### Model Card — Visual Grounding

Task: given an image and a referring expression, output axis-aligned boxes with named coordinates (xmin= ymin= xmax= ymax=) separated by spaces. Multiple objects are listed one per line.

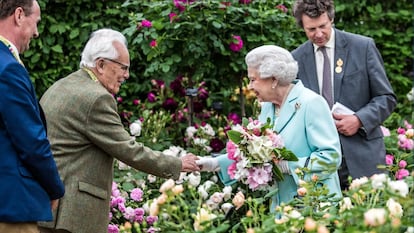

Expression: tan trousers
xmin=38 ymin=227 xmax=70 ymax=233
xmin=0 ymin=222 xmax=39 ymax=233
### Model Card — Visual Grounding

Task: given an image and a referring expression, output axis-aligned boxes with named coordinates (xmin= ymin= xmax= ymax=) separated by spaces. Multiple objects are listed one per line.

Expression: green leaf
xmin=227 ymin=130 xmax=242 ymax=144
xmin=277 ymin=148 xmax=298 ymax=161
xmin=51 ymin=45 xmax=63 ymax=53
xmin=273 ymin=165 xmax=284 ymax=181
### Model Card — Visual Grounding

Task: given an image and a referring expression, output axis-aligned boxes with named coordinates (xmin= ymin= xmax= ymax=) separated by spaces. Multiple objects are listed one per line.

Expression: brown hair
xmin=0 ymin=0 xmax=34 ymax=20
xmin=292 ymin=0 xmax=335 ymax=28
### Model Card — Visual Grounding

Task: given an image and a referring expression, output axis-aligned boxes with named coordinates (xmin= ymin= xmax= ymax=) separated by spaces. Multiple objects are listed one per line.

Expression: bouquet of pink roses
xmin=226 ymin=117 xmax=298 ymax=191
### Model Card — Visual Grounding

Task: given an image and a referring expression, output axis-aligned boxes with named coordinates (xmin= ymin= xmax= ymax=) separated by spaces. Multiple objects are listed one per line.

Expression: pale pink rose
xmin=304 ymin=217 xmax=317 ymax=231
xmin=156 ymin=193 xmax=168 ymax=205
xmin=297 ymin=187 xmax=307 ymax=196
xmin=159 ymin=179 xmax=175 ymax=193
xmin=232 ymin=191 xmax=245 ymax=210
xmin=172 ymin=184 xmax=184 ymax=195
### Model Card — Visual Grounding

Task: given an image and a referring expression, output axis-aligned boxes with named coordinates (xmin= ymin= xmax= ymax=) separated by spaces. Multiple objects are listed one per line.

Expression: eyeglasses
xmin=100 ymin=57 xmax=129 ymax=72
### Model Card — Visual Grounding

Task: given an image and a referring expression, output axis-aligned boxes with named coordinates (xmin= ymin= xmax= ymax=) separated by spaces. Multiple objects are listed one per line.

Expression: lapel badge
xmin=336 ymin=58 xmax=343 ymax=67
xmin=295 ymin=102 xmax=301 ymax=111
xmin=335 ymin=58 xmax=343 ymax=73
xmin=335 ymin=66 xmax=342 ymax=73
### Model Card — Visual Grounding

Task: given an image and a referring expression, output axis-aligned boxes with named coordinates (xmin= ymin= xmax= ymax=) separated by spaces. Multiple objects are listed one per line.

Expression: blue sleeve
xmin=216 ymin=154 xmax=238 ymax=186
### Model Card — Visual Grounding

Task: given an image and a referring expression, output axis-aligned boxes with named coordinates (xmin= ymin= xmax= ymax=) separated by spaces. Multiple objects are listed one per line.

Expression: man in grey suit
xmin=291 ymin=0 xmax=396 ymax=190
xmin=38 ymin=28 xmax=200 ymax=233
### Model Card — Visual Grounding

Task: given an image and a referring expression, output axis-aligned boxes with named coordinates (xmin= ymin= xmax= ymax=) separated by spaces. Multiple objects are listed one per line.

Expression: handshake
xmin=181 ymin=154 xmax=291 ymax=174
xmin=179 ymin=154 xmax=219 ymax=172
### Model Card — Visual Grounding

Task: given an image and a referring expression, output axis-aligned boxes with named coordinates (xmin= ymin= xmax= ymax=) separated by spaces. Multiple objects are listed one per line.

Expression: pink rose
xmin=229 ymin=35 xmax=243 ymax=52
xmin=385 ymin=154 xmax=394 ymax=165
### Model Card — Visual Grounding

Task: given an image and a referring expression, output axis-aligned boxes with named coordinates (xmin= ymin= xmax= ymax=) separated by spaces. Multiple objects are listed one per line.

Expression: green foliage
xmin=25 ymin=0 xmax=411 ymax=127
xmin=28 ymin=0 xmax=132 ymax=95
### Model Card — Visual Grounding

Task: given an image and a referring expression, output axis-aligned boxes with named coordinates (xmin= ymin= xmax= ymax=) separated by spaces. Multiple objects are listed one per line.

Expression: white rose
xmin=364 ymin=208 xmax=386 ymax=227
xmin=388 ymin=180 xmax=409 ymax=197
xmin=386 ymin=198 xmax=403 ymax=218
xmin=129 ymin=120 xmax=142 ymax=136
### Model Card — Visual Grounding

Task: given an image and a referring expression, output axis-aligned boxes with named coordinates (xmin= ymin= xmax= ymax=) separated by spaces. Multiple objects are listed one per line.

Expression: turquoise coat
xmin=216 ymin=80 xmax=342 ymax=211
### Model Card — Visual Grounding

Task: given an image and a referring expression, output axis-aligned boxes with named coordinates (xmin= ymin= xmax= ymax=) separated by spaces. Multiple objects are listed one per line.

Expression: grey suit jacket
xmin=39 ymin=69 xmax=182 ymax=233
xmin=292 ymin=28 xmax=396 ymax=179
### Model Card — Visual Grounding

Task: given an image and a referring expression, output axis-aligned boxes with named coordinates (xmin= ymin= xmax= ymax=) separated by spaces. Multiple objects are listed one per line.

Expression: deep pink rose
xmin=229 ymin=35 xmax=243 ymax=52
xmin=149 ymin=39 xmax=157 ymax=47
xmin=141 ymin=20 xmax=152 ymax=28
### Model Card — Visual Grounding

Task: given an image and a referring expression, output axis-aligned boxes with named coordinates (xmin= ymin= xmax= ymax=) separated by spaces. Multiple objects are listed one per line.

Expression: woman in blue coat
xmin=198 ymin=45 xmax=342 ymax=211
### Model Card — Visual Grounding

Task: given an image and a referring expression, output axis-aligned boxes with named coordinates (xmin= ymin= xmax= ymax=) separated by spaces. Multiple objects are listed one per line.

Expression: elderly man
xmin=38 ymin=28 xmax=200 ymax=233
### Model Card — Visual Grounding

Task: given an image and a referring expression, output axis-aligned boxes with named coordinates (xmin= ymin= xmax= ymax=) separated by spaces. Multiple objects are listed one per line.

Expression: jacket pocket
xmin=78 ymin=181 xmax=107 ymax=200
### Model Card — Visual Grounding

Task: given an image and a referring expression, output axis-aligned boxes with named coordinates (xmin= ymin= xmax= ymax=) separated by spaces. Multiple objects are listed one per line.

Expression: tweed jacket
xmin=38 ymin=69 xmax=182 ymax=233
xmin=291 ymin=28 xmax=397 ymax=179
xmin=216 ymin=80 xmax=342 ymax=210
xmin=0 ymin=42 xmax=64 ymax=222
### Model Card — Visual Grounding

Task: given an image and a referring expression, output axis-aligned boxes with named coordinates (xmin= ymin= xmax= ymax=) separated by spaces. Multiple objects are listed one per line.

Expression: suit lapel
xmin=333 ymin=29 xmax=349 ymax=102
xmin=299 ymin=42 xmax=319 ymax=94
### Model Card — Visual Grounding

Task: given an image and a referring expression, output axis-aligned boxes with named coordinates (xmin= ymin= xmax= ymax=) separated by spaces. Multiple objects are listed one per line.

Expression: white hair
xmin=79 ymin=28 xmax=128 ymax=68
xmin=245 ymin=45 xmax=298 ymax=85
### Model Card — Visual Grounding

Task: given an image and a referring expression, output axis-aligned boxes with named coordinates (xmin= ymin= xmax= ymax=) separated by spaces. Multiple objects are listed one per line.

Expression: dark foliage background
xmin=27 ymin=0 xmax=413 ymax=128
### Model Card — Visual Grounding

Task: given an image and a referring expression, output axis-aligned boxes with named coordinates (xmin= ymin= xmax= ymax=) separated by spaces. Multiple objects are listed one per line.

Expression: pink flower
xmin=229 ymin=35 xmax=243 ymax=52
xmin=130 ymin=188 xmax=144 ymax=201
xmin=147 ymin=92 xmax=157 ymax=102
xmin=276 ymin=4 xmax=288 ymax=13
xmin=116 ymin=97 xmax=123 ymax=103
xmin=398 ymin=160 xmax=407 ymax=168
xmin=398 ymin=135 xmax=414 ymax=150
xmin=132 ymin=99 xmax=140 ymax=105
xmin=395 ymin=169 xmax=410 ymax=180
xmin=385 ymin=154 xmax=394 ymax=165
xmin=174 ymin=0 xmax=195 ymax=12
xmin=169 ymin=12 xmax=178 ymax=23
xmin=227 ymin=112 xmax=241 ymax=125
xmin=149 ymin=39 xmax=157 ymax=47
xmin=141 ymin=19 xmax=152 ymax=28
xmin=246 ymin=165 xmax=273 ymax=191
xmin=146 ymin=215 xmax=159 ymax=225
xmin=108 ymin=224 xmax=119 ymax=233
xmin=404 ymin=120 xmax=413 ymax=129
xmin=226 ymin=141 xmax=238 ymax=160
xmin=227 ymin=162 xmax=237 ymax=179
xmin=397 ymin=127 xmax=406 ymax=135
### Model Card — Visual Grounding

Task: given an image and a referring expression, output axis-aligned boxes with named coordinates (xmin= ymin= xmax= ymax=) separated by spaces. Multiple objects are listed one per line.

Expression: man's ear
xmin=14 ymin=7 xmax=24 ymax=26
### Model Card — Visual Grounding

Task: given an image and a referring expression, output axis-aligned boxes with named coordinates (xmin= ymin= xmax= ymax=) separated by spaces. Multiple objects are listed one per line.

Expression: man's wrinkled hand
xmin=180 ymin=153 xmax=200 ymax=172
